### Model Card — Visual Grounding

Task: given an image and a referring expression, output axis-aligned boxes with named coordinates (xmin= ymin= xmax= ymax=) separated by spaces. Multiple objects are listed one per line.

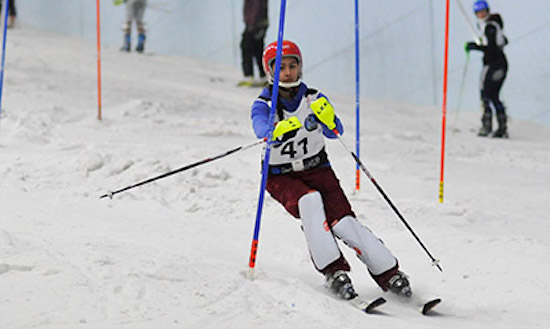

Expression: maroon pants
xmin=266 ymin=166 xmax=355 ymax=227
xmin=266 ymin=165 xmax=399 ymax=288
xmin=266 ymin=166 xmax=354 ymax=274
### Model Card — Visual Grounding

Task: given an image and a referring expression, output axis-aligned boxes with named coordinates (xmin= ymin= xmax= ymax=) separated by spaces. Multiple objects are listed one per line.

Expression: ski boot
xmin=7 ymin=15 xmax=15 ymax=29
xmin=251 ymin=76 xmax=267 ymax=88
xmin=478 ymin=113 xmax=492 ymax=137
xmin=326 ymin=270 xmax=358 ymax=300
xmin=237 ymin=76 xmax=255 ymax=87
xmin=136 ymin=33 xmax=146 ymax=53
xmin=492 ymin=114 xmax=509 ymax=138
xmin=388 ymin=271 xmax=412 ymax=297
xmin=121 ymin=33 xmax=131 ymax=52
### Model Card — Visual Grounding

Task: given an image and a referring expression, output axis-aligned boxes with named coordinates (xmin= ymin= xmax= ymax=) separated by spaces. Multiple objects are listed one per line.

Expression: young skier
xmin=121 ymin=0 xmax=148 ymax=53
xmin=465 ymin=0 xmax=509 ymax=138
xmin=250 ymin=40 xmax=411 ymax=300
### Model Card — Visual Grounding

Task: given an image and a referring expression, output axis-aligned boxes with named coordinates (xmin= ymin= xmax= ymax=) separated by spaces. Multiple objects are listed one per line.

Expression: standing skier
xmin=0 ymin=0 xmax=17 ymax=28
xmin=238 ymin=0 xmax=269 ymax=87
xmin=465 ymin=0 xmax=509 ymax=138
xmin=121 ymin=0 xmax=148 ymax=53
xmin=250 ymin=40 xmax=412 ymax=300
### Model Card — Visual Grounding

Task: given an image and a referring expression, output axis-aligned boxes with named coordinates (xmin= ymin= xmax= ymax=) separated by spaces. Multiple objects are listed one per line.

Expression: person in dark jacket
xmin=465 ymin=0 xmax=509 ymax=138
xmin=0 ymin=0 xmax=17 ymax=28
xmin=238 ymin=0 xmax=268 ymax=87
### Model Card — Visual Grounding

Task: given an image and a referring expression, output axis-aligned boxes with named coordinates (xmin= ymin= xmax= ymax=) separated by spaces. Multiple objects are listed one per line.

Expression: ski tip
xmin=349 ymin=296 xmax=386 ymax=314
xmin=421 ymin=298 xmax=442 ymax=315
xmin=365 ymin=297 xmax=386 ymax=313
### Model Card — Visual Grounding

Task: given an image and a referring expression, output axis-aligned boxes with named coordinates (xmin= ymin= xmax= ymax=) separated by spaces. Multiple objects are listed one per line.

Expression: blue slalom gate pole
xmin=0 ymin=0 xmax=10 ymax=118
xmin=354 ymin=0 xmax=361 ymax=191
xmin=248 ymin=0 xmax=288 ymax=278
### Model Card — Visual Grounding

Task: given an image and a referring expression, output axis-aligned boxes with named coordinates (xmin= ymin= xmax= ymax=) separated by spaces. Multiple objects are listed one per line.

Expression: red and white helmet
xmin=262 ymin=40 xmax=302 ymax=88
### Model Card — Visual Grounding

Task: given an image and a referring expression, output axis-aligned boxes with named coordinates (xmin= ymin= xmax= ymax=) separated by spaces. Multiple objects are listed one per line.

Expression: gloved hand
xmin=310 ymin=97 xmax=336 ymax=130
xmin=272 ymin=116 xmax=302 ymax=141
xmin=464 ymin=42 xmax=477 ymax=53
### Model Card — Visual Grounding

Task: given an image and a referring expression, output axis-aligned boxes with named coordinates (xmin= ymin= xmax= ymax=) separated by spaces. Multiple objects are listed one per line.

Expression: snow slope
xmin=1 ymin=27 xmax=549 ymax=329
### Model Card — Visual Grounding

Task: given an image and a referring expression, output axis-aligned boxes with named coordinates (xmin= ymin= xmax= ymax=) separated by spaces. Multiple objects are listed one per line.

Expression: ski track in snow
xmin=1 ymin=27 xmax=549 ymax=329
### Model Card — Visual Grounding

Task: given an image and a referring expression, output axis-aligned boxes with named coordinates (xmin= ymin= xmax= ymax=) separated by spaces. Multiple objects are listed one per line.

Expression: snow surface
xmin=1 ymin=26 xmax=550 ymax=329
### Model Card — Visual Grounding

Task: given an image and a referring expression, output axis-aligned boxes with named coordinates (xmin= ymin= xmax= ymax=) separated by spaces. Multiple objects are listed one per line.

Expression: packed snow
xmin=1 ymin=26 xmax=549 ymax=329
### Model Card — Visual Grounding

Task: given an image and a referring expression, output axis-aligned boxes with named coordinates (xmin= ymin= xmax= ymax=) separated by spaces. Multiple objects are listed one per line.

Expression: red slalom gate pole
xmin=439 ymin=0 xmax=450 ymax=203
xmin=96 ymin=0 xmax=102 ymax=121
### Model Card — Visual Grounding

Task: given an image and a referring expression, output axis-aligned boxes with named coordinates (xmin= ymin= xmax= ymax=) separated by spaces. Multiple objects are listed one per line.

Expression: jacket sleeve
xmin=251 ymin=98 xmax=271 ymax=139
xmin=483 ymin=24 xmax=501 ymax=60
xmin=470 ymin=25 xmax=498 ymax=53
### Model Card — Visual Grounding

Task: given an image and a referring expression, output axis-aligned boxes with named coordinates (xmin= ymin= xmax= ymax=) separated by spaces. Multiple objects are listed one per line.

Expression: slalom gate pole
xmin=100 ymin=138 xmax=266 ymax=199
xmin=0 ymin=0 xmax=10 ymax=119
xmin=439 ymin=0 xmax=450 ymax=204
xmin=456 ymin=0 xmax=481 ymax=44
xmin=354 ymin=0 xmax=361 ymax=191
xmin=451 ymin=52 xmax=470 ymax=131
xmin=248 ymin=0 xmax=287 ymax=279
xmin=96 ymin=0 xmax=102 ymax=120
xmin=333 ymin=130 xmax=442 ymax=271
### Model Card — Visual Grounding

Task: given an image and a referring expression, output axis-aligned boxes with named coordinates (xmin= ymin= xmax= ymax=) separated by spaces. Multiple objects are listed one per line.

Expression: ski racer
xmin=250 ymin=40 xmax=412 ymax=300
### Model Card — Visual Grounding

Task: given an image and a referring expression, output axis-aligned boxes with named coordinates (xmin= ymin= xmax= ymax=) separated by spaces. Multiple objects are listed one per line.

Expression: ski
xmin=420 ymin=298 xmax=442 ymax=315
xmin=349 ymin=296 xmax=386 ymax=314
xmin=387 ymin=294 xmax=442 ymax=315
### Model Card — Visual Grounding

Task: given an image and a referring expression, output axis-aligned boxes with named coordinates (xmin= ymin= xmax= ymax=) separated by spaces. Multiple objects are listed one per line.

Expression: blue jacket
xmin=251 ymin=83 xmax=344 ymax=139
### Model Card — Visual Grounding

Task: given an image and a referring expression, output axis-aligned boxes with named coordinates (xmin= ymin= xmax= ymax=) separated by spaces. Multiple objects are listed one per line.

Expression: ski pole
xmin=100 ymin=138 xmax=266 ymax=199
xmin=451 ymin=52 xmax=470 ymax=132
xmin=456 ymin=0 xmax=482 ymax=45
xmin=333 ymin=130 xmax=443 ymax=272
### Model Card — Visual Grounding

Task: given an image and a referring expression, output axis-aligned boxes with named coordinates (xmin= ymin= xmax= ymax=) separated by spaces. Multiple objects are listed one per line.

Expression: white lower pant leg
xmin=298 ymin=191 xmax=341 ymax=270
xmin=332 ymin=215 xmax=397 ymax=275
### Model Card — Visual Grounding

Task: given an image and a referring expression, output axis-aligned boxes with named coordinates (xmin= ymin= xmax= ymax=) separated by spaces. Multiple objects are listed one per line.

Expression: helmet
xmin=262 ymin=40 xmax=302 ymax=88
xmin=473 ymin=0 xmax=489 ymax=13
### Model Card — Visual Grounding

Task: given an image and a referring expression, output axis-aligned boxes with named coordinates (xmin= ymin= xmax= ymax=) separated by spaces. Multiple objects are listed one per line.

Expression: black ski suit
xmin=466 ymin=14 xmax=508 ymax=136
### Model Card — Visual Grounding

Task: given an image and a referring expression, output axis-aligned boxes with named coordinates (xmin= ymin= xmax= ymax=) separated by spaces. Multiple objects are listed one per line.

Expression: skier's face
xmin=475 ymin=9 xmax=488 ymax=19
xmin=277 ymin=57 xmax=300 ymax=84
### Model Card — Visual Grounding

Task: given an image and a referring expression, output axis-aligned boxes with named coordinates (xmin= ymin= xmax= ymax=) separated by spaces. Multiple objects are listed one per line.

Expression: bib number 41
xmin=280 ymin=137 xmax=308 ymax=158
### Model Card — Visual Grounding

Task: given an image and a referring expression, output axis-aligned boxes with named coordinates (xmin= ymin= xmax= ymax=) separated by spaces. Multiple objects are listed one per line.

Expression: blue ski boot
xmin=121 ymin=33 xmax=131 ymax=52
xmin=136 ymin=33 xmax=146 ymax=53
